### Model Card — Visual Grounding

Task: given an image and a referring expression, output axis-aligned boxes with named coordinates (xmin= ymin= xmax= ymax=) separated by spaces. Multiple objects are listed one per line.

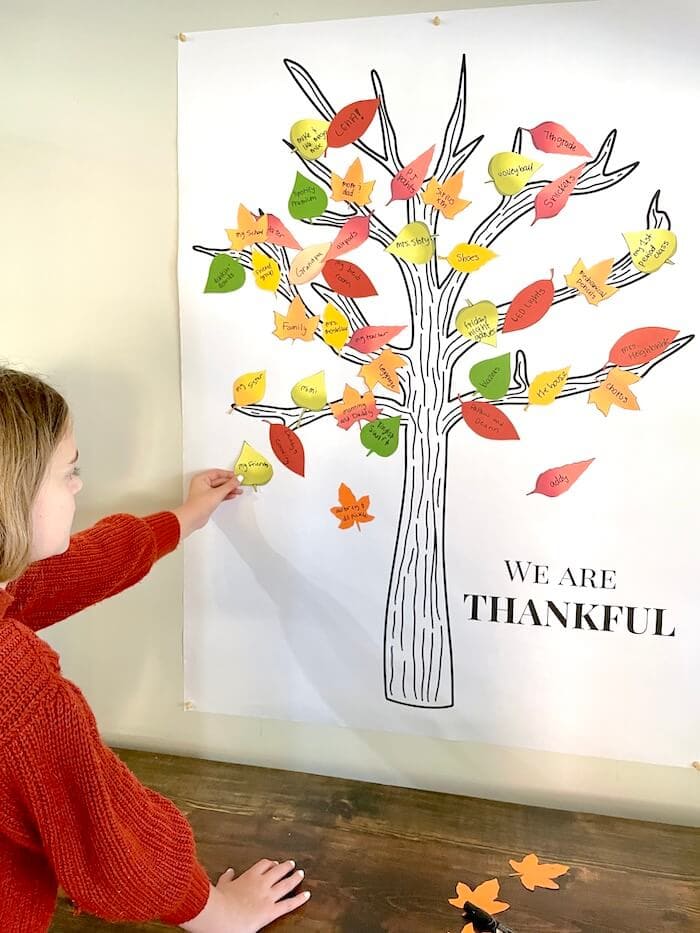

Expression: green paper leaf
xmin=204 ymin=254 xmax=246 ymax=293
xmin=360 ymin=415 xmax=401 ymax=457
xmin=288 ymin=171 xmax=328 ymax=220
xmin=469 ymin=352 xmax=511 ymax=400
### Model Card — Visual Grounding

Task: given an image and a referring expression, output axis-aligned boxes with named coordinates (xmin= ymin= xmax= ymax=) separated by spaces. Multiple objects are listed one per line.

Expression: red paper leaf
xmin=269 ymin=423 xmax=305 ymax=477
xmin=461 ymin=401 xmax=520 ymax=441
xmin=329 ymin=215 xmax=371 ymax=259
xmin=387 ymin=145 xmax=435 ymax=204
xmin=347 ymin=325 xmax=405 ymax=353
xmin=528 ymin=459 xmax=594 ymax=497
xmin=327 ymin=98 xmax=380 ymax=148
xmin=608 ymin=326 xmax=679 ymax=366
xmin=532 ymin=164 xmax=586 ymax=224
xmin=265 ymin=213 xmax=301 ymax=250
xmin=322 ymin=259 xmax=377 ymax=298
xmin=527 ymin=121 xmax=590 ymax=157
xmin=502 ymin=272 xmax=555 ymax=333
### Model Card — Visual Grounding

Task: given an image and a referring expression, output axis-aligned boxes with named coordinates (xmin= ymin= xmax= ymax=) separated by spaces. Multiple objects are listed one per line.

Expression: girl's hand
xmin=173 ymin=470 xmax=242 ymax=539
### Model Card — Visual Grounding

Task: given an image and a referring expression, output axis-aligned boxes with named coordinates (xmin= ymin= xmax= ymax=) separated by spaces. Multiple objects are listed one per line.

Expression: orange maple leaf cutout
xmin=359 ymin=348 xmax=407 ymax=394
xmin=509 ymin=853 xmax=570 ymax=891
xmin=330 ymin=158 xmax=375 ymax=206
xmin=564 ymin=257 xmax=618 ymax=305
xmin=329 ymin=384 xmax=382 ymax=430
xmin=448 ymin=879 xmax=510 ymax=933
xmin=588 ymin=366 xmax=640 ymax=416
xmin=273 ymin=296 xmax=320 ymax=343
xmin=330 ymin=482 xmax=375 ymax=531
xmin=422 ymin=172 xmax=471 ymax=219
xmin=226 ymin=204 xmax=268 ymax=250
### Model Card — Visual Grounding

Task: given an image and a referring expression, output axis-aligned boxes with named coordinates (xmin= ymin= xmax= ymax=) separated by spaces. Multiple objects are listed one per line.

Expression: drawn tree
xmin=193 ymin=56 xmax=692 ymax=709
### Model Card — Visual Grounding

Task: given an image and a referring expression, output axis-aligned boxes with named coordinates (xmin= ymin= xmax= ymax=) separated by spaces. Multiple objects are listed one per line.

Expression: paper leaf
xmin=327 ymin=98 xmax=380 ymax=148
xmin=509 ymin=853 xmax=570 ymax=891
xmin=291 ymin=371 xmax=327 ymax=411
xmin=232 ymin=370 xmax=266 ymax=407
xmin=330 ymin=384 xmax=381 ymax=430
xmin=288 ymin=242 xmax=331 ymax=286
xmin=564 ymin=258 xmax=617 ymax=305
xmin=348 ymin=325 xmax=405 ymax=354
xmin=527 ymin=366 xmax=570 ymax=407
xmin=269 ymin=423 xmax=305 ymax=477
xmin=441 ymin=244 xmax=496 ymax=274
xmin=623 ymin=230 xmax=677 ymax=274
xmin=360 ymin=415 xmax=401 ymax=457
xmin=469 ymin=352 xmax=511 ymax=401
xmin=386 ymin=221 xmax=435 ymax=264
xmin=387 ymin=145 xmax=435 ymax=204
xmin=502 ymin=272 xmax=555 ymax=333
xmin=288 ymin=172 xmax=328 ymax=220
xmin=204 ymin=254 xmax=246 ymax=293
xmin=322 ymin=259 xmax=377 ymax=298
xmin=608 ymin=326 xmax=679 ymax=366
xmin=322 ymin=303 xmax=350 ymax=351
xmin=532 ymin=164 xmax=586 ymax=224
xmin=422 ymin=172 xmax=470 ymax=218
xmin=528 ymin=459 xmax=594 ymax=497
xmin=251 ymin=248 xmax=281 ymax=292
xmin=273 ymin=296 xmax=319 ymax=342
xmin=329 ymin=215 xmax=371 ymax=259
xmin=455 ymin=301 xmax=498 ymax=347
xmin=266 ymin=213 xmax=302 ymax=250
xmin=527 ymin=121 xmax=591 ymax=157
xmin=289 ymin=118 xmax=329 ymax=160
xmin=234 ymin=441 xmax=273 ymax=488
xmin=330 ymin=158 xmax=375 ymax=206
xmin=359 ymin=348 xmax=406 ymax=394
xmin=448 ymin=878 xmax=510 ymax=933
xmin=330 ymin=482 xmax=375 ymax=531
xmin=461 ymin=401 xmax=519 ymax=441
xmin=588 ymin=367 xmax=640 ymax=416
xmin=225 ymin=205 xmax=268 ymax=250
xmin=487 ymin=152 xmax=543 ymax=196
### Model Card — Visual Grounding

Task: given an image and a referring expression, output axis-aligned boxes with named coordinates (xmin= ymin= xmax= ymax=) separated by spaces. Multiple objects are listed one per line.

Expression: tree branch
xmin=432 ymin=55 xmax=484 ymax=184
xmin=235 ymin=394 xmax=411 ymax=429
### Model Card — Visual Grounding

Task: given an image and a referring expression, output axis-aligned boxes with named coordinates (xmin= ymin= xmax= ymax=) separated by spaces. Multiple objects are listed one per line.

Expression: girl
xmin=0 ymin=367 xmax=310 ymax=931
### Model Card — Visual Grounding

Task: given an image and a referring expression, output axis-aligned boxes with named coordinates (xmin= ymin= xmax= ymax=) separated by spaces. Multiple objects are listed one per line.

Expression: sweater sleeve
xmin=9 ymin=675 xmax=210 ymax=924
xmin=6 ymin=512 xmax=181 ymax=632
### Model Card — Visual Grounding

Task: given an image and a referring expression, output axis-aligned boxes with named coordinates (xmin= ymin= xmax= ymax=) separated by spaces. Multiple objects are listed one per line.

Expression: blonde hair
xmin=0 ymin=368 xmax=70 ymax=581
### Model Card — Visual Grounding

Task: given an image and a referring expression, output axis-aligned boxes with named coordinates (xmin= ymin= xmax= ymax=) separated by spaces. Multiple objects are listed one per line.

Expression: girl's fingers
xmin=264 ymin=860 xmax=297 ymax=884
xmin=253 ymin=859 xmax=279 ymax=875
xmin=272 ymin=889 xmax=311 ymax=920
xmin=273 ymin=869 xmax=305 ymax=899
xmin=217 ymin=867 xmax=235 ymax=885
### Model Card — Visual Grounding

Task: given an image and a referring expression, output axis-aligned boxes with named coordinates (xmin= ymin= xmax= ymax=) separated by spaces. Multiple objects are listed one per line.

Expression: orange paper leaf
xmin=422 ymin=172 xmax=471 ymax=219
xmin=330 ymin=482 xmax=375 ymax=531
xmin=448 ymin=878 xmax=510 ymax=933
xmin=330 ymin=158 xmax=375 ymax=206
xmin=273 ymin=295 xmax=319 ymax=342
xmin=330 ymin=384 xmax=382 ymax=430
xmin=588 ymin=367 xmax=640 ymax=416
xmin=564 ymin=258 xmax=618 ymax=305
xmin=359 ymin=348 xmax=406 ymax=394
xmin=226 ymin=204 xmax=268 ymax=250
xmin=509 ymin=853 xmax=570 ymax=891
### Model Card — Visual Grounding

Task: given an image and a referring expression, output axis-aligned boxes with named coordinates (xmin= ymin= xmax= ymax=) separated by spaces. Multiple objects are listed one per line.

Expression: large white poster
xmin=178 ymin=2 xmax=699 ymax=766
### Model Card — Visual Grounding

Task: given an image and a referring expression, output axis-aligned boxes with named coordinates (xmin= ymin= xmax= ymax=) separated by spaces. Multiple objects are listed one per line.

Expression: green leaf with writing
xmin=360 ymin=415 xmax=401 ymax=457
xmin=469 ymin=352 xmax=511 ymax=400
xmin=204 ymin=254 xmax=246 ymax=293
xmin=288 ymin=171 xmax=328 ymax=220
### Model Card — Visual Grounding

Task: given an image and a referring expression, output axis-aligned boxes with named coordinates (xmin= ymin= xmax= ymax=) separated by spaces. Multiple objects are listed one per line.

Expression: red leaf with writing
xmin=502 ymin=271 xmax=555 ymax=333
xmin=265 ymin=213 xmax=301 ymax=250
xmin=532 ymin=163 xmax=586 ymax=225
xmin=347 ymin=325 xmax=405 ymax=353
xmin=322 ymin=259 xmax=377 ymax=298
xmin=461 ymin=401 xmax=520 ymax=441
xmin=269 ymin=423 xmax=305 ymax=477
xmin=327 ymin=98 xmax=380 ymax=148
xmin=329 ymin=215 xmax=371 ymax=259
xmin=527 ymin=121 xmax=590 ymax=157
xmin=387 ymin=145 xmax=435 ymax=204
xmin=527 ymin=459 xmax=594 ymax=498
xmin=608 ymin=326 xmax=679 ymax=366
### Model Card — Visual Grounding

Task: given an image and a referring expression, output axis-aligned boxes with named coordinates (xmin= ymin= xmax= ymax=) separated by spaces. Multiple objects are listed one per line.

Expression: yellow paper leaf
xmin=232 ymin=370 xmax=266 ymax=407
xmin=623 ymin=229 xmax=677 ymax=273
xmin=291 ymin=370 xmax=327 ymax=411
xmin=588 ymin=367 xmax=640 ymax=416
xmin=385 ymin=221 xmax=435 ymax=264
xmin=322 ymin=303 xmax=350 ymax=350
xmin=251 ymin=248 xmax=281 ymax=292
xmin=288 ymin=242 xmax=331 ymax=286
xmin=509 ymin=853 xmax=570 ymax=891
xmin=488 ymin=152 xmax=543 ymax=196
xmin=442 ymin=243 xmax=496 ymax=273
xmin=422 ymin=172 xmax=471 ymax=219
xmin=330 ymin=158 xmax=375 ymax=206
xmin=225 ymin=204 xmax=268 ymax=250
xmin=527 ymin=366 xmax=570 ymax=407
xmin=455 ymin=300 xmax=498 ymax=347
xmin=564 ymin=257 xmax=617 ymax=305
xmin=448 ymin=878 xmax=510 ymax=933
xmin=290 ymin=118 xmax=329 ymax=160
xmin=273 ymin=295 xmax=319 ymax=343
xmin=234 ymin=441 xmax=273 ymax=488
xmin=359 ymin=348 xmax=406 ymax=394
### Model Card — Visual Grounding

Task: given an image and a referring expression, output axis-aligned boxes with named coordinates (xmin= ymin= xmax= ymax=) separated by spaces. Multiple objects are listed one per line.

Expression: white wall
xmin=3 ymin=0 xmax=698 ymax=827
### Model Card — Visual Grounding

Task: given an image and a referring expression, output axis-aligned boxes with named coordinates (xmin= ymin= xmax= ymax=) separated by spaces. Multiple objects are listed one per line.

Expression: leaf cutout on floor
xmin=509 ymin=853 xmax=570 ymax=891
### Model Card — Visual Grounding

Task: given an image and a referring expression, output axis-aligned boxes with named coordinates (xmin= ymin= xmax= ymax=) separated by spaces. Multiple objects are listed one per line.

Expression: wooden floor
xmin=50 ymin=749 xmax=699 ymax=932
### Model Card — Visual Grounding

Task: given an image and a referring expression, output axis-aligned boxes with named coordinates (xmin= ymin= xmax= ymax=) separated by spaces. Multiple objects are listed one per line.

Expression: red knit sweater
xmin=0 ymin=512 xmax=211 ymax=931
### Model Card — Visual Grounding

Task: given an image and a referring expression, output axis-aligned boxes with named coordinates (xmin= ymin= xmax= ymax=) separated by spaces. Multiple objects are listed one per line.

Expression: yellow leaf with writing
xmin=273 ymin=295 xmax=319 ymax=343
xmin=527 ymin=366 xmax=570 ymax=407
xmin=564 ymin=258 xmax=617 ymax=305
xmin=588 ymin=367 xmax=640 ymax=416
xmin=509 ymin=853 xmax=569 ymax=891
xmin=441 ymin=243 xmax=496 ymax=273
xmin=488 ymin=152 xmax=543 ymax=196
xmin=291 ymin=370 xmax=327 ymax=411
xmin=288 ymin=242 xmax=331 ymax=286
xmin=232 ymin=370 xmax=266 ymax=407
xmin=330 ymin=158 xmax=375 ymax=206
xmin=359 ymin=348 xmax=406 ymax=394
xmin=422 ymin=172 xmax=471 ymax=219
xmin=322 ymin=303 xmax=349 ymax=351
xmin=225 ymin=204 xmax=268 ymax=250
xmin=623 ymin=230 xmax=677 ymax=273
xmin=251 ymin=248 xmax=281 ymax=292
xmin=386 ymin=221 xmax=435 ymax=264
xmin=234 ymin=441 xmax=273 ymax=488
xmin=455 ymin=300 xmax=498 ymax=347
xmin=290 ymin=118 xmax=329 ymax=160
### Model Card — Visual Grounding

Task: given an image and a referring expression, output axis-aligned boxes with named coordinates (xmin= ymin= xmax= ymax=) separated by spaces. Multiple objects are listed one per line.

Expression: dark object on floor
xmin=463 ymin=901 xmax=515 ymax=933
